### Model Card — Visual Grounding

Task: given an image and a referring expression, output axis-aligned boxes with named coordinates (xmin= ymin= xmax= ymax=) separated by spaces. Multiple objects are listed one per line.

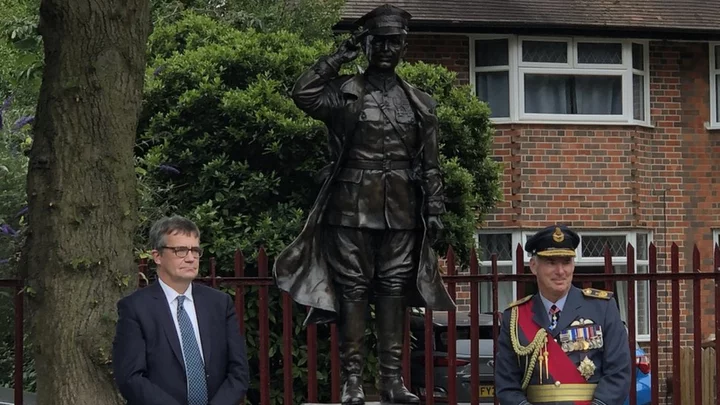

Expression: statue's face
xmin=364 ymin=34 xmax=407 ymax=71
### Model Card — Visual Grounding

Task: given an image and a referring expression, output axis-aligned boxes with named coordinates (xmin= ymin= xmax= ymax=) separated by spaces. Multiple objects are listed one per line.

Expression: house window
xmin=478 ymin=229 xmax=651 ymax=340
xmin=476 ymin=232 xmax=517 ymax=313
xmin=711 ymin=44 xmax=720 ymax=128
xmin=471 ymin=36 xmax=650 ymax=125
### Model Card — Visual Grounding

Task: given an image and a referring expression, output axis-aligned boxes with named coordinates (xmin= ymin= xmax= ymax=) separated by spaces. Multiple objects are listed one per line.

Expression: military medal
xmin=577 ymin=356 xmax=596 ymax=380
xmin=560 ymin=330 xmax=572 ymax=352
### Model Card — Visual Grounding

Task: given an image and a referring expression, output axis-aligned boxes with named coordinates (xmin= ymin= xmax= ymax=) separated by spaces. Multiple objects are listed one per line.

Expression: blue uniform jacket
xmin=495 ymin=286 xmax=632 ymax=405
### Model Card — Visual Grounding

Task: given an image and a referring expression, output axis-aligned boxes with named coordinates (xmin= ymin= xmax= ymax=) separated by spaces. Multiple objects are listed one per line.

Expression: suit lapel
xmin=150 ymin=282 xmax=185 ymax=369
xmin=531 ymin=294 xmax=549 ymax=333
xmin=552 ymin=287 xmax=583 ymax=338
xmin=193 ymin=285 xmax=213 ymax=365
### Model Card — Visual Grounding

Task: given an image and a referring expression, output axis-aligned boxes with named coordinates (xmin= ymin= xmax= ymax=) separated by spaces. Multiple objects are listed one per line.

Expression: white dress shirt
xmin=158 ymin=278 xmax=205 ymax=363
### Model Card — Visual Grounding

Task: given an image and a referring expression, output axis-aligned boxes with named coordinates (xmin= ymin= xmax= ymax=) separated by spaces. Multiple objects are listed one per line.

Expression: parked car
xmin=409 ymin=310 xmax=496 ymax=403
xmin=410 ymin=311 xmax=652 ymax=405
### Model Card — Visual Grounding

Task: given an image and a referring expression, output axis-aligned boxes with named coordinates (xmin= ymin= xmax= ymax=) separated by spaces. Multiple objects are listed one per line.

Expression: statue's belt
xmin=344 ymin=159 xmax=411 ymax=170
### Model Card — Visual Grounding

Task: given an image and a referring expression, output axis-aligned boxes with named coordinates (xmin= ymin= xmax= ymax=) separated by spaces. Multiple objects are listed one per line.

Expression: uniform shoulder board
xmin=582 ymin=288 xmax=614 ymax=300
xmin=506 ymin=294 xmax=533 ymax=309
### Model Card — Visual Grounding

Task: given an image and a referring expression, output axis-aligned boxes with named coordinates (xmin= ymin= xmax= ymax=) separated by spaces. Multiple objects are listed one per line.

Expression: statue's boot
xmin=340 ymin=299 xmax=367 ymax=405
xmin=376 ymin=295 xmax=420 ymax=404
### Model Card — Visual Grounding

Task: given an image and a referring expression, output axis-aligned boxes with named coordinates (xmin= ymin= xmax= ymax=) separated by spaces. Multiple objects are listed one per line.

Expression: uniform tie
xmin=177 ymin=295 xmax=208 ymax=405
xmin=549 ymin=304 xmax=561 ymax=330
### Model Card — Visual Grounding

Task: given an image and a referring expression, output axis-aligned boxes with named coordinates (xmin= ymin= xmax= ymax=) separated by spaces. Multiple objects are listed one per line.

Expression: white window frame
xmin=475 ymin=231 xmax=521 ymax=312
xmin=631 ymin=41 xmax=650 ymax=124
xmin=469 ymin=35 xmax=651 ymax=126
xmin=469 ymin=35 xmax=517 ymax=124
xmin=710 ymin=43 xmax=720 ymax=129
xmin=477 ymin=229 xmax=651 ymax=341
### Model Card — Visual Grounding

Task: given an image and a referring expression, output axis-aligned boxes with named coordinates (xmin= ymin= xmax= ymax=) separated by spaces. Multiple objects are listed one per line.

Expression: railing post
xmin=692 ymin=245 xmax=702 ymax=405
xmin=491 ymin=253 xmax=499 ymax=405
xmin=282 ymin=291 xmax=293 ymax=405
xmin=714 ymin=243 xmax=720 ymax=405
xmin=14 ymin=282 xmax=23 ymax=405
xmin=258 ymin=248 xmax=270 ymax=405
xmin=424 ymin=305 xmax=434 ymax=405
xmin=234 ymin=250 xmax=246 ymax=335
xmin=210 ymin=257 xmax=217 ymax=289
xmin=515 ymin=244 xmax=524 ymax=299
xmin=604 ymin=245 xmax=613 ymax=292
xmin=446 ymin=247 xmax=457 ymax=405
xmin=306 ymin=306 xmax=318 ymax=403
xmin=469 ymin=248 xmax=480 ymax=405
xmin=671 ymin=243 xmax=680 ymax=405
xmin=649 ymin=243 xmax=659 ymax=405
xmin=627 ymin=243 xmax=637 ymax=405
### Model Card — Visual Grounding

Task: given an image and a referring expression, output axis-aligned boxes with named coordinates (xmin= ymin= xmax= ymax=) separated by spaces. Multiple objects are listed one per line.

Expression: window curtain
xmin=480 ymin=265 xmax=514 ymax=313
xmin=614 ymin=265 xmax=629 ymax=325
xmin=476 ymin=72 xmax=510 ymax=117
xmin=524 ymin=74 xmax=622 ymax=115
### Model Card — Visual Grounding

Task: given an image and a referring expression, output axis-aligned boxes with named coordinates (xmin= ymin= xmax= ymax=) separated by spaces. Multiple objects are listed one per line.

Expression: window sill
xmin=705 ymin=122 xmax=720 ymax=131
xmin=490 ymin=118 xmax=655 ymax=129
xmin=635 ymin=334 xmax=651 ymax=343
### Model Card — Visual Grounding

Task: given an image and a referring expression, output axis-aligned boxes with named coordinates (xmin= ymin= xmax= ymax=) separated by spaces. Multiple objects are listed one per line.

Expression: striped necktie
xmin=549 ymin=304 xmax=560 ymax=330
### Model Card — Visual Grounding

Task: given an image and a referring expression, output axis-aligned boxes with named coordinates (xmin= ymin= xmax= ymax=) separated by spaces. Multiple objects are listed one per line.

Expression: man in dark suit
xmin=495 ymin=225 xmax=631 ymax=405
xmin=113 ymin=215 xmax=249 ymax=405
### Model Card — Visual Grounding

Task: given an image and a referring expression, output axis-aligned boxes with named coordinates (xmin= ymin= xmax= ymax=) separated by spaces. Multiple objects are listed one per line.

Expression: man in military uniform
xmin=495 ymin=225 xmax=631 ymax=405
xmin=272 ymin=4 xmax=454 ymax=405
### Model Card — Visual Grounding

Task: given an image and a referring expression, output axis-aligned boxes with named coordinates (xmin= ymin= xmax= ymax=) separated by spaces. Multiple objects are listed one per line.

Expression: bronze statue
xmin=273 ymin=4 xmax=455 ymax=404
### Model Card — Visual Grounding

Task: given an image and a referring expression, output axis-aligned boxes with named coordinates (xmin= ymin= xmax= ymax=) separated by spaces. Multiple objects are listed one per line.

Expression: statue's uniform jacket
xmin=272 ymin=55 xmax=455 ymax=324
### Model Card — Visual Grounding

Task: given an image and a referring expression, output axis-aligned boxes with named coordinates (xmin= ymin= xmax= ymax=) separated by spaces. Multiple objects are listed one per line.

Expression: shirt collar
xmin=158 ymin=277 xmax=194 ymax=307
xmin=539 ymin=291 xmax=568 ymax=315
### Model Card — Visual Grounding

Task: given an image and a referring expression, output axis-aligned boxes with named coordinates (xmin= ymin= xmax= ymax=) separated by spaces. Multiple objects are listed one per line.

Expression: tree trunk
xmin=22 ymin=0 xmax=151 ymax=404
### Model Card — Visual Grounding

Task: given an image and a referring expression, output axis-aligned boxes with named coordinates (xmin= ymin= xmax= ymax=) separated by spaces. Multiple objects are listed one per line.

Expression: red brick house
xmin=337 ymin=0 xmax=720 ymax=354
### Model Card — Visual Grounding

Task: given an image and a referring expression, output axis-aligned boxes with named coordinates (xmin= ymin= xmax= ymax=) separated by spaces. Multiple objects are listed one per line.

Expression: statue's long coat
xmin=273 ymin=64 xmax=455 ymax=325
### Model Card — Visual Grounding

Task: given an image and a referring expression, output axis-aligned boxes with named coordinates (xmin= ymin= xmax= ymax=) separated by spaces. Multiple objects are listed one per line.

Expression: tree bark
xmin=22 ymin=0 xmax=151 ymax=404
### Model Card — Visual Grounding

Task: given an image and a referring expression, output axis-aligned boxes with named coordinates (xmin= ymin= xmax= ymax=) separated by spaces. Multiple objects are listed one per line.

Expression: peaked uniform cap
xmin=353 ymin=4 xmax=412 ymax=36
xmin=525 ymin=224 xmax=580 ymax=257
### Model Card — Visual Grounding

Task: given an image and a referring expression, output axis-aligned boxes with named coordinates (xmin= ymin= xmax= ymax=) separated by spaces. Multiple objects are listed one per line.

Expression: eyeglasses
xmin=160 ymin=246 xmax=204 ymax=258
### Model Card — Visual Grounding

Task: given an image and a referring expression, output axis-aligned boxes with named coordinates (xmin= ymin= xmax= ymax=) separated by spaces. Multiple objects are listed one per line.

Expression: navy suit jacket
xmin=112 ymin=281 xmax=249 ymax=405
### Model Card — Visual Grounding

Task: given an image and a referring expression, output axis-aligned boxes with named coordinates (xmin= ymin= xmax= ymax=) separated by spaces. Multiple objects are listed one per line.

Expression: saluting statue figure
xmin=273 ymin=4 xmax=455 ymax=404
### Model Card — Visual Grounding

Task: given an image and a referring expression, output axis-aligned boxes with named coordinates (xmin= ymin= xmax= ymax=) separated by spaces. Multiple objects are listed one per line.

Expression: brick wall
xmin=405 ymin=34 xmax=470 ymax=84
xmin=405 ymin=33 xmax=719 ymax=396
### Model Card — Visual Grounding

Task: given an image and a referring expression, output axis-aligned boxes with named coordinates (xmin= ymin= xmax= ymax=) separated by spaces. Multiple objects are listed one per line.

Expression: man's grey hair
xmin=149 ymin=215 xmax=200 ymax=250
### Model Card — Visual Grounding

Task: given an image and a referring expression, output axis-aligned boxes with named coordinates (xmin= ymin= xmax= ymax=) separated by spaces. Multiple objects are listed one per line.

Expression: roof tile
xmin=340 ymin=0 xmax=720 ymax=33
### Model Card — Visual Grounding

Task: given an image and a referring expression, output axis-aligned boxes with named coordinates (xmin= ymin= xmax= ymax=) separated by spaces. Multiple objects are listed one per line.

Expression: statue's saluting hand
xmin=332 ymin=30 xmax=366 ymax=64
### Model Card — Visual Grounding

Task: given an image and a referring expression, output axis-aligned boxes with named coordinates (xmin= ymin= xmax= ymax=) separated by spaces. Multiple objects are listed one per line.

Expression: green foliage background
xmin=0 ymin=0 xmax=40 ymax=392
xmin=0 ymin=0 xmax=502 ymax=401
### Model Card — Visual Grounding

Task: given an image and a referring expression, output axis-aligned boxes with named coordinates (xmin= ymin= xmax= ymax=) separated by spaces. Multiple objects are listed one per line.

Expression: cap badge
xmin=552 ymin=227 xmax=564 ymax=243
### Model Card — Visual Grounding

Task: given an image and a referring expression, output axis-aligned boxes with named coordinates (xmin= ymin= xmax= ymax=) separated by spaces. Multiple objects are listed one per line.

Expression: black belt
xmin=344 ymin=159 xmax=411 ymax=170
